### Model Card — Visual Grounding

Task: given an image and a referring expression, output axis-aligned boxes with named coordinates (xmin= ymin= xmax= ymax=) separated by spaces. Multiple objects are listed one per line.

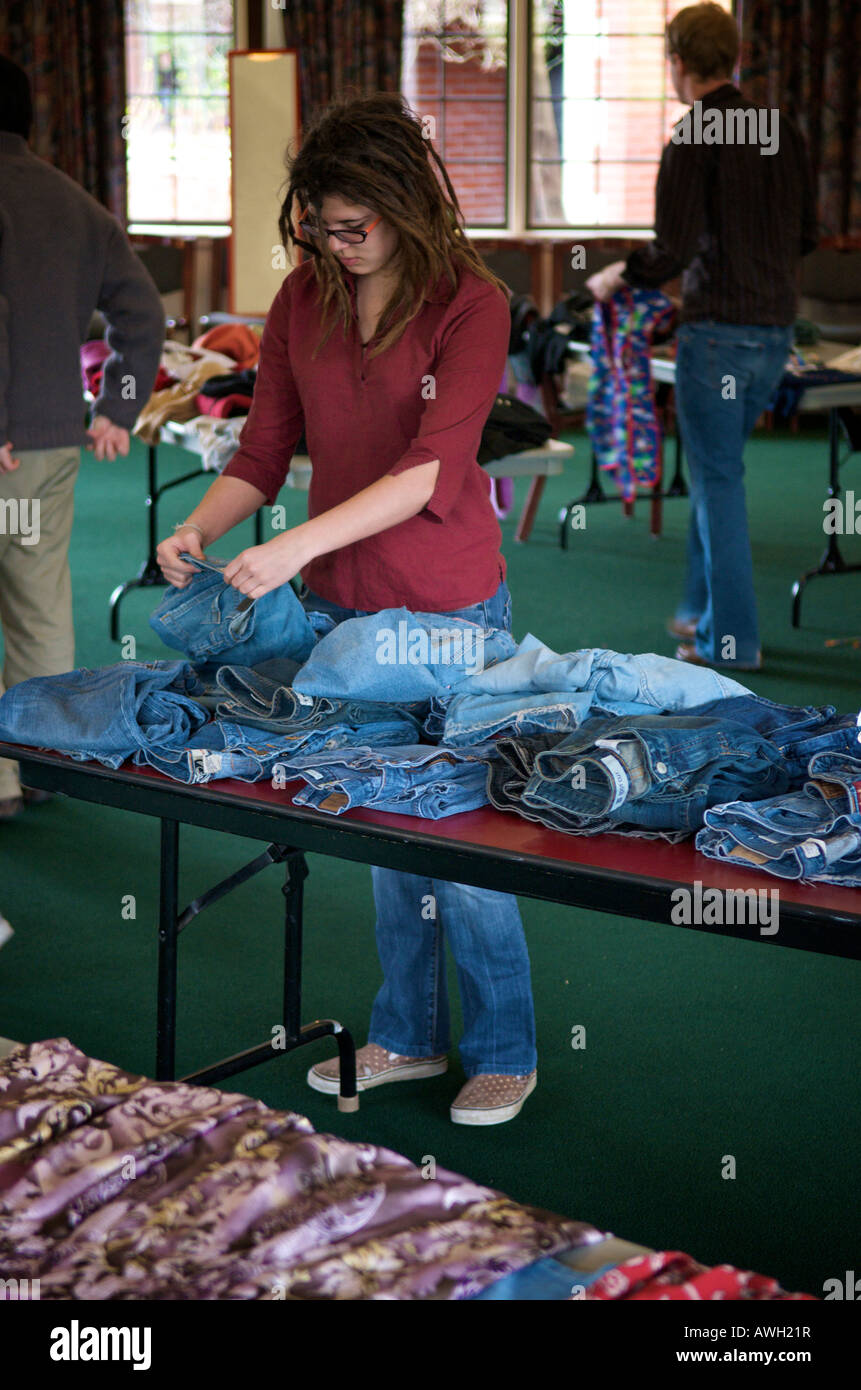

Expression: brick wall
xmin=403 ymin=1 xmax=724 ymax=229
xmin=411 ymin=39 xmax=508 ymax=224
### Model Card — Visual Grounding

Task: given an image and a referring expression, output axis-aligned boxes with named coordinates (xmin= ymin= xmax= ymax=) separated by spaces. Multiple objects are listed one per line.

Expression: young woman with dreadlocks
xmin=156 ymin=93 xmax=537 ymax=1125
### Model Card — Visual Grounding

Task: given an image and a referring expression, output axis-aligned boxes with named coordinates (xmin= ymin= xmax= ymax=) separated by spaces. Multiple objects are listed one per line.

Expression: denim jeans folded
xmin=453 ymin=632 xmax=750 ymax=713
xmin=443 ymin=689 xmax=606 ymax=746
xmin=422 ymin=694 xmax=452 ymax=740
xmin=0 ymin=660 xmax=208 ymax=769
xmin=290 ymin=756 xmax=491 ymax=818
xmin=373 ymin=773 xmax=488 ymax=818
xmin=133 ymin=718 xmax=420 ymax=784
xmin=274 ymin=740 xmax=498 ymax=815
xmin=485 ymin=734 xmax=689 ymax=839
xmin=696 ymin=825 xmax=861 ymax=884
xmin=696 ymin=750 xmax=861 ymax=884
xmin=215 ymin=702 xmax=422 ymax=747
xmin=213 ymin=667 xmax=427 ymax=743
xmin=680 ymin=694 xmax=854 ymax=784
xmin=292 ymin=607 xmax=517 ymax=702
xmin=520 ymin=714 xmax=789 ymax=835
xmin=149 ymin=555 xmax=317 ymax=667
xmin=132 ymin=719 xmax=287 ymax=783
xmin=210 ymin=656 xmax=305 ymax=703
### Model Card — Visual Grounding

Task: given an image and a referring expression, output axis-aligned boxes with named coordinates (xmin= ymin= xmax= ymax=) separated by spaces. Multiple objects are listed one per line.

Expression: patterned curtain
xmin=0 ymin=0 xmax=126 ymax=221
xmin=738 ymin=0 xmax=861 ymax=241
xmin=281 ymin=0 xmax=404 ymax=128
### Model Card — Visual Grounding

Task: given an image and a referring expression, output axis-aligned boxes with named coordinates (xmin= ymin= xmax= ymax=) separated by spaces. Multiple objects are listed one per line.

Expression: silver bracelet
xmin=174 ymin=521 xmax=205 ymax=540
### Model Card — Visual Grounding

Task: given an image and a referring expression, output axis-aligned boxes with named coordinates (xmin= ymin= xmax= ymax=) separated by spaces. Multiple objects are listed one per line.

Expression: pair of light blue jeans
xmin=444 ymin=633 xmax=750 ymax=746
xmin=298 ymin=580 xmax=536 ymax=1077
xmin=674 ymin=321 xmax=794 ymax=665
xmin=149 ymin=554 xmax=318 ymax=667
xmin=292 ymin=604 xmax=517 ymax=703
xmin=0 ymin=659 xmax=207 ymax=769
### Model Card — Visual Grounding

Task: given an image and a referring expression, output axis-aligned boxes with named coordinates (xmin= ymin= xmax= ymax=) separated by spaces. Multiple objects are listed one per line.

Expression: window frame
xmin=124 ymin=0 xmax=234 ymax=233
xmin=401 ymin=1 xmax=513 ymax=232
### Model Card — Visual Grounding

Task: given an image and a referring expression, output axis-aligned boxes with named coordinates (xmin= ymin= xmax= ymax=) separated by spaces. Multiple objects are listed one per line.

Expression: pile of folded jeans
xmin=272 ymin=741 xmax=500 ymax=818
xmin=485 ymin=714 xmax=790 ymax=842
xmin=1 ymin=557 xmax=859 ymax=845
xmin=434 ymin=632 xmax=751 ymax=745
xmin=483 ymin=699 xmax=860 ymax=842
xmin=695 ymin=750 xmax=861 ymax=885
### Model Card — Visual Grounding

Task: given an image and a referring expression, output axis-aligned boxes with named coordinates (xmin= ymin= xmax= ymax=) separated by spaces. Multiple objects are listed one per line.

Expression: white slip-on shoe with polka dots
xmin=450 ymin=1070 xmax=537 ymax=1126
xmin=307 ymin=1042 xmax=448 ymax=1095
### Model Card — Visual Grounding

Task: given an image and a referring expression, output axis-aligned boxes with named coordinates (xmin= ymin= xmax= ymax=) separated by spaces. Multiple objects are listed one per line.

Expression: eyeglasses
xmin=296 ymin=207 xmax=383 ymax=245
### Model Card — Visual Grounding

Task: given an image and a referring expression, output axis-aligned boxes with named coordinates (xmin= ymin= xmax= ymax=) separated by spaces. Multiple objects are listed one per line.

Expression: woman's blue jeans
xmin=298 ymin=579 xmax=537 ymax=1076
xmin=674 ymin=321 xmax=793 ymax=665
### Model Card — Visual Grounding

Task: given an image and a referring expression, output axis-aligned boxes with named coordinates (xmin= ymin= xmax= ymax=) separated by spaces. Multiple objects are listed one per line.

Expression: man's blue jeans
xmin=299 ymin=580 xmax=537 ymax=1077
xmin=674 ymin=321 xmax=793 ymax=665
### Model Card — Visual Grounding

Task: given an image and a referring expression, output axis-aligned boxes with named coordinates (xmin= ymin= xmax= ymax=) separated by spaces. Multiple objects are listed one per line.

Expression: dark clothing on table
xmin=623 ymin=83 xmax=818 ymax=326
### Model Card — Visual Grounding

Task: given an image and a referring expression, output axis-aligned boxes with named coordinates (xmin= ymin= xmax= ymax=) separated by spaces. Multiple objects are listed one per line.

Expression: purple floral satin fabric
xmin=0 ymin=1039 xmax=603 ymax=1300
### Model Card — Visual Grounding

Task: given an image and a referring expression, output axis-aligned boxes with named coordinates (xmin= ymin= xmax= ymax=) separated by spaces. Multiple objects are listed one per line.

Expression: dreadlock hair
xmin=279 ymin=91 xmax=510 ymax=360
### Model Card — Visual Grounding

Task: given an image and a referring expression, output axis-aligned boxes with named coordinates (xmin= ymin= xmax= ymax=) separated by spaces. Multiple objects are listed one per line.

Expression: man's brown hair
xmin=666 ymin=2 xmax=739 ymax=80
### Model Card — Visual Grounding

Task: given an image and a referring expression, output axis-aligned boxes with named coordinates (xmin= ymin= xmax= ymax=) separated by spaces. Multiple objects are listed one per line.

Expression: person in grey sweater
xmin=0 ymin=56 xmax=164 ymax=817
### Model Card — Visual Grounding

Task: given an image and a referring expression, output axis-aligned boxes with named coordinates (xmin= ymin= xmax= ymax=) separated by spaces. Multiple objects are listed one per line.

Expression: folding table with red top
xmin=2 ymin=741 xmax=858 ymax=1112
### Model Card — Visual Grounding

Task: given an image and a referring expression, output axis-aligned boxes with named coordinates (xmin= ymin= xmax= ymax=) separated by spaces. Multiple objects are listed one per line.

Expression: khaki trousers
xmin=0 ymin=447 xmax=80 ymax=798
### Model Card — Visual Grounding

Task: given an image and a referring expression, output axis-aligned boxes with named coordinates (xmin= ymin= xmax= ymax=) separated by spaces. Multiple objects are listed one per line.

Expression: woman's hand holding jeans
xmin=156 ymin=529 xmax=206 ymax=587
xmin=223 ymin=529 xmax=313 ymax=598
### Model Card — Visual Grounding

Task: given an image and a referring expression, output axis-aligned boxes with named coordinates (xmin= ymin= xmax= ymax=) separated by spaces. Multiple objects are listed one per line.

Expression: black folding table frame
xmin=3 ymin=746 xmax=359 ymax=1111
xmin=791 ymin=405 xmax=861 ymax=627
xmin=4 ymin=743 xmax=861 ymax=1120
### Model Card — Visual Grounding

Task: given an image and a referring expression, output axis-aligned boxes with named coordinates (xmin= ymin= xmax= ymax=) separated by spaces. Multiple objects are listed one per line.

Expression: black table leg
xmin=109 ymin=445 xmax=168 ymax=640
xmin=560 ymin=449 xmax=608 ymax=549
xmin=666 ymin=420 xmax=687 ymax=496
xmin=791 ymin=408 xmax=861 ymax=628
xmin=281 ymin=850 xmax=358 ymax=1112
xmin=156 ymin=818 xmax=180 ymax=1080
xmin=153 ymin=841 xmax=358 ymax=1107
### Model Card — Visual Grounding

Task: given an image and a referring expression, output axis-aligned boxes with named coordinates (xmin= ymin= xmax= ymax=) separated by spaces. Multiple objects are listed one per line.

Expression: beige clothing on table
xmin=133 ymin=359 xmax=230 ymax=445
xmin=0 ymin=446 xmax=79 ymax=799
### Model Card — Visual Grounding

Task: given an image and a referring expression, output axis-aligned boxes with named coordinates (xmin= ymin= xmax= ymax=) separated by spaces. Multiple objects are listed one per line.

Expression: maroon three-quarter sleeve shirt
xmin=221 ymin=259 xmax=511 ymax=612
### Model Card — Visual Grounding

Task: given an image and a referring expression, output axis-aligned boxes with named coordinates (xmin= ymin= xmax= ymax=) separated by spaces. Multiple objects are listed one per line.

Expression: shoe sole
xmin=307 ymin=1058 xmax=448 ymax=1095
xmin=675 ymin=645 xmax=762 ymax=672
xmin=450 ymin=1073 xmax=537 ymax=1126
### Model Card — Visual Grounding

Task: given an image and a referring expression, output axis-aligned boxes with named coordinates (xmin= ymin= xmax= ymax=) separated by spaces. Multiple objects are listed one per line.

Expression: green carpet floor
xmin=1 ymin=422 xmax=859 ymax=1297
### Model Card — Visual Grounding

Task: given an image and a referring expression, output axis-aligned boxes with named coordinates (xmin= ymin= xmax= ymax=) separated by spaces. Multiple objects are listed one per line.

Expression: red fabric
xmin=196 ymin=393 xmax=254 ymax=418
xmin=192 ymin=323 xmax=260 ymax=371
xmin=584 ymin=1251 xmax=816 ymax=1301
xmin=152 ymin=366 xmax=176 ymax=393
xmin=221 ymin=259 xmax=510 ymax=611
xmin=81 ymin=344 xmax=175 ymax=400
